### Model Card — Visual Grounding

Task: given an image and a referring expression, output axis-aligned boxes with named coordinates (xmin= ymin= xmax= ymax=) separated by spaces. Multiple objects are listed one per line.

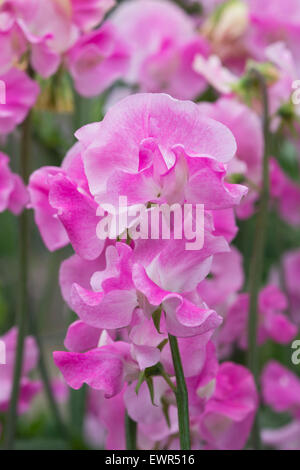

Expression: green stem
xmin=4 ymin=110 xmax=32 ymax=449
xmin=4 ymin=106 xmax=69 ymax=448
xmin=29 ymin=313 xmax=69 ymax=440
xmin=247 ymin=70 xmax=270 ymax=450
xmin=125 ymin=412 xmax=137 ymax=450
xmin=168 ymin=334 xmax=191 ymax=450
xmin=69 ymin=386 xmax=87 ymax=436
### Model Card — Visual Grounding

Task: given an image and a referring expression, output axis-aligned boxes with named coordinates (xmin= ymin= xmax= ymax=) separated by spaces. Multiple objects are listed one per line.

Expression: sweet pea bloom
xmin=220 ymin=284 xmax=297 ymax=350
xmin=0 ymin=151 xmax=28 ymax=214
xmin=0 ymin=0 xmax=115 ymax=79
xmin=262 ymin=421 xmax=300 ymax=451
xmin=270 ymin=158 xmax=300 ymax=226
xmin=110 ymin=0 xmax=210 ymax=99
xmin=85 ymin=388 xmax=126 ymax=449
xmin=70 ymin=0 xmax=115 ymax=31
xmin=53 ymin=335 xmax=136 ymax=398
xmin=193 ymin=55 xmax=238 ymax=95
xmin=199 ymin=362 xmax=258 ymax=450
xmin=76 ymin=93 xmax=246 ymax=211
xmin=282 ymin=249 xmax=300 ymax=324
xmin=58 ymin=234 xmax=225 ymax=338
xmin=124 ymin=377 xmax=178 ymax=446
xmin=0 ymin=0 xmax=73 ymax=78
xmin=0 ymin=328 xmax=41 ymax=420
xmin=66 ymin=22 xmax=129 ymax=97
xmin=197 ymin=246 xmax=244 ymax=309
xmin=0 ymin=67 xmax=39 ymax=135
xmin=64 ymin=332 xmax=258 ymax=450
xmin=262 ymin=361 xmax=300 ymax=417
xmin=28 ymin=142 xmax=104 ymax=257
xmin=0 ymin=12 xmax=26 ymax=75
xmin=198 ymin=97 xmax=263 ymax=183
xmin=249 ymin=0 xmax=300 ymax=51
xmin=261 ymin=362 xmax=300 ymax=449
xmin=198 ymin=96 xmax=264 ymax=219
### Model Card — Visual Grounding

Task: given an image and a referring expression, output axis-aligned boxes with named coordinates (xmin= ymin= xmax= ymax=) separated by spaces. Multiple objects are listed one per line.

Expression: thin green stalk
xmin=29 ymin=313 xmax=69 ymax=440
xmin=168 ymin=334 xmax=191 ymax=450
xmin=125 ymin=412 xmax=137 ymax=450
xmin=69 ymin=386 xmax=87 ymax=436
xmin=247 ymin=69 xmax=270 ymax=450
xmin=4 ymin=107 xmax=69 ymax=448
xmin=4 ymin=110 xmax=32 ymax=449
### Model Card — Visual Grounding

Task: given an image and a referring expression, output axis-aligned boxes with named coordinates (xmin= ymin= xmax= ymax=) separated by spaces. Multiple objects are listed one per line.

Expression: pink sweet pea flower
xmin=198 ymin=97 xmax=263 ymax=184
xmin=220 ymin=284 xmax=298 ymax=350
xmin=53 ymin=334 xmax=137 ymax=398
xmin=187 ymin=341 xmax=219 ymax=416
xmin=0 ymin=151 xmax=28 ymax=214
xmin=199 ymin=97 xmax=264 ymax=219
xmin=264 ymin=42 xmax=299 ymax=118
xmin=0 ymin=0 xmax=116 ymax=78
xmin=28 ymin=166 xmax=69 ymax=251
xmin=124 ymin=377 xmax=178 ymax=446
xmin=283 ymin=249 xmax=300 ymax=324
xmin=197 ymin=246 xmax=244 ymax=308
xmin=0 ymin=328 xmax=41 ymax=415
xmin=0 ymin=67 xmax=39 ymax=135
xmin=261 ymin=361 xmax=300 ymax=450
xmin=262 ymin=421 xmax=300 ymax=450
xmin=262 ymin=361 xmax=300 ymax=418
xmin=19 ymin=0 xmax=79 ymax=55
xmin=64 ymin=243 xmax=138 ymax=330
xmin=76 ymin=93 xmax=246 ymax=211
xmin=70 ymin=0 xmax=115 ymax=31
xmin=193 ymin=54 xmax=238 ymax=95
xmin=249 ymin=0 xmax=300 ymax=42
xmin=86 ymin=381 xmax=177 ymax=451
xmin=0 ymin=14 xmax=27 ymax=75
xmin=66 ymin=22 xmax=129 ymax=98
xmin=129 ymin=309 xmax=164 ymax=370
xmin=270 ymin=158 xmax=300 ymax=226
xmin=28 ymin=142 xmax=105 ymax=258
xmin=59 ymin=252 xmax=106 ymax=307
xmin=0 ymin=0 xmax=75 ymax=77
xmin=64 ymin=320 xmax=103 ymax=353
xmin=211 ymin=208 xmax=239 ymax=243
xmin=85 ymin=388 xmax=126 ymax=450
xmin=248 ymin=0 xmax=300 ymax=81
xmin=110 ymin=0 xmax=209 ymax=99
xmin=199 ymin=362 xmax=258 ymax=450
xmin=18 ymin=22 xmax=61 ymax=79
xmin=132 ymin=233 xmax=227 ymax=338
xmin=161 ymin=332 xmax=215 ymax=379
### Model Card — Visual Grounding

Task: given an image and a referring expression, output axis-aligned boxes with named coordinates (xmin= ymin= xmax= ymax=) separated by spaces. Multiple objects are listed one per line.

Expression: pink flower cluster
xmin=25 ymin=92 xmax=264 ymax=449
xmin=0 ymin=0 xmax=123 ymax=136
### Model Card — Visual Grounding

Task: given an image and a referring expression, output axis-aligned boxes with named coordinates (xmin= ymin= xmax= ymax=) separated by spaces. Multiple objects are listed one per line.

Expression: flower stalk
xmin=5 ymin=99 xmax=68 ymax=448
xmin=168 ymin=334 xmax=191 ymax=450
xmin=4 ymin=110 xmax=32 ymax=449
xmin=125 ymin=412 xmax=137 ymax=450
xmin=247 ymin=69 xmax=271 ymax=450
